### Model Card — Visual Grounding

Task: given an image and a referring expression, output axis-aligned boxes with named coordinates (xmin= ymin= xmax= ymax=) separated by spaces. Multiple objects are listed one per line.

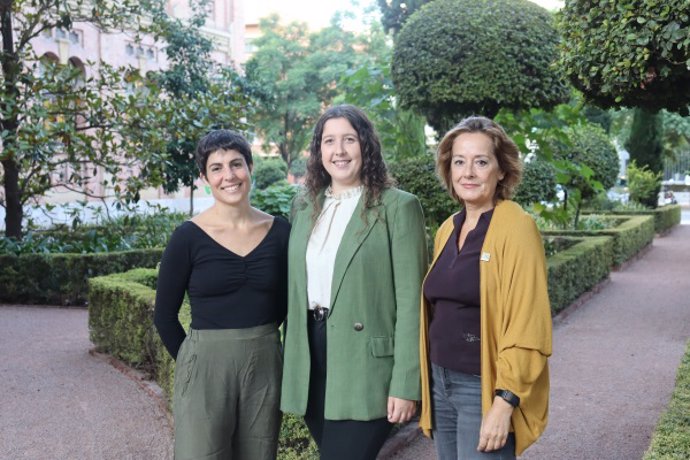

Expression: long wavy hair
xmin=304 ymin=105 xmax=393 ymax=221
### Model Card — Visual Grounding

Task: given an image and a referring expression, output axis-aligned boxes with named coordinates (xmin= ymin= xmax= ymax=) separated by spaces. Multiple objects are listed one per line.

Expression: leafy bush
xmin=552 ymin=123 xmax=619 ymax=199
xmin=253 ymin=157 xmax=288 ymax=190
xmin=392 ymin=0 xmax=568 ymax=133
xmin=644 ymin=340 xmax=690 ymax=460
xmin=388 ymin=155 xmax=456 ymax=229
xmin=251 ymin=181 xmax=299 ymax=219
xmin=513 ymin=158 xmax=557 ymax=207
xmin=557 ymin=0 xmax=690 ymax=113
xmin=547 ymin=235 xmax=614 ymax=313
xmin=0 ymin=210 xmax=187 ymax=255
xmin=289 ymin=157 xmax=307 ymax=179
xmin=88 ymin=268 xmax=318 ymax=459
xmin=628 ymin=160 xmax=662 ymax=209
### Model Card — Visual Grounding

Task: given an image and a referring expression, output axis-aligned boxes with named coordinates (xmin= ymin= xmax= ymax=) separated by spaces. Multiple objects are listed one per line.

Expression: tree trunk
xmin=2 ymin=158 xmax=22 ymax=239
xmin=189 ymin=185 xmax=195 ymax=216
xmin=1 ymin=5 xmax=22 ymax=238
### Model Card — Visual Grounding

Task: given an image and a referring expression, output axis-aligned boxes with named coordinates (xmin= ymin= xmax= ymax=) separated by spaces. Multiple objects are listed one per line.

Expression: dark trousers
xmin=304 ymin=315 xmax=392 ymax=460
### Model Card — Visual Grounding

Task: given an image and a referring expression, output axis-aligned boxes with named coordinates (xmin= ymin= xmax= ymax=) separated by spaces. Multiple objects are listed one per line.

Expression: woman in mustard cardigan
xmin=419 ymin=116 xmax=552 ymax=459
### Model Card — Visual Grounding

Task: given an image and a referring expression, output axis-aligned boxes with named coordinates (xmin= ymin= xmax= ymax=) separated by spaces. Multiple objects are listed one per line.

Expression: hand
xmin=387 ymin=397 xmax=416 ymax=424
xmin=477 ymin=396 xmax=514 ymax=452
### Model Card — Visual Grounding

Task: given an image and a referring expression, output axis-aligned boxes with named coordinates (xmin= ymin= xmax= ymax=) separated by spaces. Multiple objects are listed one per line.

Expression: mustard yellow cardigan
xmin=419 ymin=200 xmax=552 ymax=456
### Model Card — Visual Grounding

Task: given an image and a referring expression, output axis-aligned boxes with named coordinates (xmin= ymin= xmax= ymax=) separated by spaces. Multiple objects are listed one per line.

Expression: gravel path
xmin=388 ymin=222 xmax=690 ymax=460
xmin=0 ymin=306 xmax=173 ymax=460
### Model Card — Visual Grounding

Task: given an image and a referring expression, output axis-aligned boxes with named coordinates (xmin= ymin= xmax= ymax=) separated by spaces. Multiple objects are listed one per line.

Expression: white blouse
xmin=306 ymin=186 xmax=363 ymax=311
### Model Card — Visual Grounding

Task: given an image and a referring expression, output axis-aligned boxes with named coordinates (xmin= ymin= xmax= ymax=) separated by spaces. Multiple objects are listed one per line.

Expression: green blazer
xmin=281 ymin=187 xmax=428 ymax=421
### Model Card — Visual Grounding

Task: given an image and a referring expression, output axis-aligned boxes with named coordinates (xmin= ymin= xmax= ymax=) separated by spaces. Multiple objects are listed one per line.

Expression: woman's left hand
xmin=477 ymin=396 xmax=514 ymax=452
xmin=387 ymin=397 xmax=416 ymax=423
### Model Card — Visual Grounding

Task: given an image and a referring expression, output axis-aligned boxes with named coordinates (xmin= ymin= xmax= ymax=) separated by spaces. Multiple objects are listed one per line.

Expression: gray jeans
xmin=431 ymin=363 xmax=516 ymax=460
xmin=173 ymin=324 xmax=282 ymax=460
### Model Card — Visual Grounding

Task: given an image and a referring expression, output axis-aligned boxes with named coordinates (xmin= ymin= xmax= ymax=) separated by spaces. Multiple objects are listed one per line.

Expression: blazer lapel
xmin=329 ymin=196 xmax=379 ymax=311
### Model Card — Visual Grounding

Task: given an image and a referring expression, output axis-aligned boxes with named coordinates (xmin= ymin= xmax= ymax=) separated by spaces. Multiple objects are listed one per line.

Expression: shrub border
xmin=0 ymin=249 xmax=163 ymax=305
xmin=542 ymin=214 xmax=654 ymax=266
xmin=643 ymin=340 xmax=690 ymax=459
xmin=586 ymin=204 xmax=681 ymax=234
xmin=546 ymin=235 xmax=614 ymax=314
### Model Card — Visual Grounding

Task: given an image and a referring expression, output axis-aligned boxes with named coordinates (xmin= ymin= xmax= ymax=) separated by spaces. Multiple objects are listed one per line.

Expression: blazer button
xmin=353 ymin=322 xmax=364 ymax=331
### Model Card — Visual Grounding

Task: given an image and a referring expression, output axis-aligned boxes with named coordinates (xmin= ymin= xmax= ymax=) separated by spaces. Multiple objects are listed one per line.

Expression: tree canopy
xmin=376 ymin=0 xmax=434 ymax=34
xmin=145 ymin=0 xmax=254 ymax=214
xmin=557 ymin=0 xmax=690 ymax=113
xmin=244 ymin=16 xmax=361 ymax=167
xmin=391 ymin=0 xmax=568 ymax=134
xmin=0 ymin=0 xmax=165 ymax=238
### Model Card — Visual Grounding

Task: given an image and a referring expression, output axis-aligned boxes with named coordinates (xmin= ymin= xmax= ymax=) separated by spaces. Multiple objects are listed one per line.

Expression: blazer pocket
xmin=369 ymin=336 xmax=395 ymax=358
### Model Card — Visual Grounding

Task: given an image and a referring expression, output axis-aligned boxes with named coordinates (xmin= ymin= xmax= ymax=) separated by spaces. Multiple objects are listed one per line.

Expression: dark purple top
xmin=424 ymin=208 xmax=494 ymax=375
xmin=153 ymin=217 xmax=290 ymax=358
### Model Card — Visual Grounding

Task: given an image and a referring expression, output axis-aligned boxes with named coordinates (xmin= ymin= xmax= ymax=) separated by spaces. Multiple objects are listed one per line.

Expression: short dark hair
xmin=305 ymin=105 xmax=392 ymax=218
xmin=195 ymin=129 xmax=253 ymax=176
xmin=436 ymin=116 xmax=522 ymax=203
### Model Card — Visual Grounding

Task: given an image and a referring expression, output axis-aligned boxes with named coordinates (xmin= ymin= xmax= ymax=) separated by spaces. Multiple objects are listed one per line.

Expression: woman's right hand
xmin=477 ymin=396 xmax=513 ymax=452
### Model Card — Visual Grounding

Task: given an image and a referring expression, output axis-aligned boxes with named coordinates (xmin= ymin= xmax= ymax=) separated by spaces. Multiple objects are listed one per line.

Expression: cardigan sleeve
xmin=388 ymin=192 xmax=429 ymax=400
xmin=493 ymin=213 xmax=552 ymax=397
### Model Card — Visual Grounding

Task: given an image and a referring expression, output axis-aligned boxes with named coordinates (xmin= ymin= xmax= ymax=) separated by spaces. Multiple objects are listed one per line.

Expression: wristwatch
xmin=494 ymin=389 xmax=520 ymax=408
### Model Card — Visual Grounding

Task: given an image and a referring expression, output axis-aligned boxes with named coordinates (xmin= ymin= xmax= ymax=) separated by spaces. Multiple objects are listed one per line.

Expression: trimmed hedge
xmin=88 ymin=268 xmax=179 ymax=393
xmin=644 ymin=340 xmax=690 ymax=459
xmin=546 ymin=236 xmax=614 ymax=314
xmin=543 ymin=215 xmax=654 ymax=266
xmin=87 ymin=269 xmax=318 ymax=459
xmin=0 ymin=249 xmax=163 ymax=305
xmin=599 ymin=205 xmax=681 ymax=235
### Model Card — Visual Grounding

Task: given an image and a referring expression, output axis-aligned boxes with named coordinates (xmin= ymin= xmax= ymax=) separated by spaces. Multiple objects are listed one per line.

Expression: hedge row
xmin=87 ymin=270 xmax=318 ymax=460
xmin=644 ymin=340 xmax=690 ymax=459
xmin=602 ymin=204 xmax=681 ymax=234
xmin=546 ymin=236 xmax=614 ymax=314
xmin=543 ymin=215 xmax=655 ymax=266
xmin=0 ymin=249 xmax=163 ymax=305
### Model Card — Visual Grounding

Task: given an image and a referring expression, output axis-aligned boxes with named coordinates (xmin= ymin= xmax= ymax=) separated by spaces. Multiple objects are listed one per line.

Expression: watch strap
xmin=494 ymin=389 xmax=520 ymax=407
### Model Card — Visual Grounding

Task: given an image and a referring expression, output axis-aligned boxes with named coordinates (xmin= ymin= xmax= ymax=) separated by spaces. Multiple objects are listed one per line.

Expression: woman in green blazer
xmin=281 ymin=105 xmax=428 ymax=460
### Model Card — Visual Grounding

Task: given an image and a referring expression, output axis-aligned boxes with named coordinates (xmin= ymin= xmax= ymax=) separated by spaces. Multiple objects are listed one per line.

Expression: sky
xmin=245 ymin=0 xmax=565 ymax=30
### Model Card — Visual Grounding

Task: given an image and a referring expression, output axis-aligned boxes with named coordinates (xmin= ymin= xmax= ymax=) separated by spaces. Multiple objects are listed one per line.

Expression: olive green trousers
xmin=173 ymin=324 xmax=282 ymax=460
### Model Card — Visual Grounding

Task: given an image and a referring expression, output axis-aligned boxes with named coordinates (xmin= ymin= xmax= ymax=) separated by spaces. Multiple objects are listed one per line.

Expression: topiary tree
xmin=550 ymin=123 xmax=620 ymax=226
xmin=513 ymin=158 xmax=557 ymax=208
xmin=391 ymin=0 xmax=568 ymax=134
xmin=557 ymin=0 xmax=690 ymax=114
xmin=388 ymin=155 xmax=456 ymax=229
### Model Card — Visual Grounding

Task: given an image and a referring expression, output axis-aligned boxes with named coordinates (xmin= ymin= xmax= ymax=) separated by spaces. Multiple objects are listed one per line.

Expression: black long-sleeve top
xmin=153 ymin=217 xmax=290 ymax=358
xmin=424 ymin=208 xmax=493 ymax=375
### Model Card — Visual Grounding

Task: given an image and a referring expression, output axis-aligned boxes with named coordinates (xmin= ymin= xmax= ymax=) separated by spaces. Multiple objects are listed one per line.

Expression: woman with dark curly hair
xmin=419 ymin=116 xmax=552 ymax=459
xmin=281 ymin=105 xmax=428 ymax=460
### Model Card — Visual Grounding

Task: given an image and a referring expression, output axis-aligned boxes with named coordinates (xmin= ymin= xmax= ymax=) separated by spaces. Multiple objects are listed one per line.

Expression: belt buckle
xmin=312 ymin=305 xmax=328 ymax=322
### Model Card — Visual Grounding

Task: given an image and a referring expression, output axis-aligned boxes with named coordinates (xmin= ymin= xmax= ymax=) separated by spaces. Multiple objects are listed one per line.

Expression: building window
xmin=125 ymin=43 xmax=134 ymax=55
xmin=146 ymin=48 xmax=155 ymax=60
xmin=69 ymin=30 xmax=81 ymax=45
xmin=56 ymin=28 xmax=67 ymax=40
